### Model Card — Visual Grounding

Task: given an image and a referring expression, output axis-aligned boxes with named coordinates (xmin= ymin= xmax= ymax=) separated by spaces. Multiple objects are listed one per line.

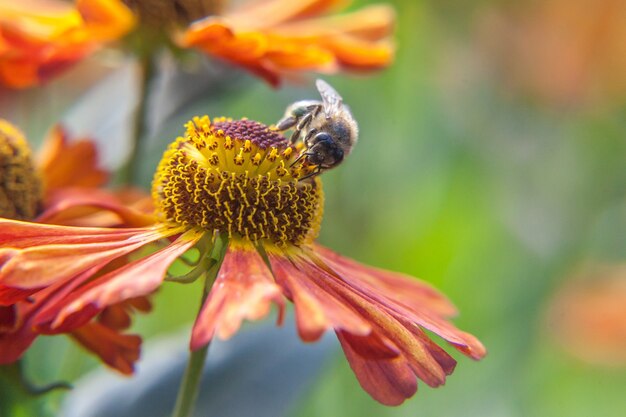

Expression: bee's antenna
xmin=289 ymin=151 xmax=310 ymax=167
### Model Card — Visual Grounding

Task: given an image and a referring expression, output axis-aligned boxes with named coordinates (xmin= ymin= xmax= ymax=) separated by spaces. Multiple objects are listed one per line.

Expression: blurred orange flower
xmin=477 ymin=0 xmax=626 ymax=105
xmin=0 ymin=116 xmax=485 ymax=403
xmin=1 ymin=0 xmax=395 ymax=88
xmin=180 ymin=0 xmax=395 ymax=86
xmin=0 ymin=119 xmax=152 ymax=374
xmin=0 ymin=0 xmax=135 ymax=88
xmin=547 ymin=265 xmax=626 ymax=367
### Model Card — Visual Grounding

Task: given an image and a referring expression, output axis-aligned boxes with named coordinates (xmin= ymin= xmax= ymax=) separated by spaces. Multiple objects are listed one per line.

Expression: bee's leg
xmin=303 ymin=128 xmax=318 ymax=147
xmin=307 ymin=104 xmax=322 ymax=117
xmin=275 ymin=115 xmax=297 ymax=131
xmin=290 ymin=111 xmax=316 ymax=143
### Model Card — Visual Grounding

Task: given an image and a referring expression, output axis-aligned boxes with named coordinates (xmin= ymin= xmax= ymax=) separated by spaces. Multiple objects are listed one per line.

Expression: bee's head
xmin=307 ymin=132 xmax=344 ymax=168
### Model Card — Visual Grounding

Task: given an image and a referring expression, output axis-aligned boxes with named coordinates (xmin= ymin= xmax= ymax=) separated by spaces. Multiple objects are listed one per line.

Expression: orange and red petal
xmin=0 ymin=220 xmax=175 ymax=289
xmin=70 ymin=321 xmax=141 ymax=375
xmin=0 ymin=218 xmax=158 ymax=248
xmin=37 ymin=124 xmax=108 ymax=190
xmin=269 ymin=250 xmax=371 ymax=342
xmin=268 ymin=246 xmax=485 ymax=404
xmin=37 ymin=187 xmax=155 ymax=227
xmin=315 ymin=244 xmax=458 ymax=317
xmin=310 ymin=247 xmax=486 ymax=359
xmin=0 ymin=0 xmax=135 ymax=88
xmin=337 ymin=331 xmax=417 ymax=406
xmin=191 ymin=245 xmax=285 ymax=349
xmin=49 ymin=230 xmax=202 ymax=330
xmin=97 ymin=296 xmax=152 ymax=330
xmin=180 ymin=1 xmax=394 ymax=85
xmin=225 ymin=0 xmax=347 ymax=30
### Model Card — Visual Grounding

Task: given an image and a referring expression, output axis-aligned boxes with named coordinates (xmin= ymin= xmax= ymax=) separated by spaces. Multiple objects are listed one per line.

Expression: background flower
xmin=0 ymin=119 xmax=152 ymax=374
xmin=0 ymin=0 xmax=135 ymax=88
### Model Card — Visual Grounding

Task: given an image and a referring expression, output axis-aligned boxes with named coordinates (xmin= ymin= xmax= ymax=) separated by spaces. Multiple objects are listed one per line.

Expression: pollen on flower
xmin=0 ymin=120 xmax=43 ymax=220
xmin=152 ymin=116 xmax=324 ymax=246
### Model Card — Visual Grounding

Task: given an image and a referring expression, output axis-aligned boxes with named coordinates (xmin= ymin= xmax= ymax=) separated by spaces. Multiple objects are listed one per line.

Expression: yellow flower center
xmin=152 ymin=116 xmax=324 ymax=247
xmin=0 ymin=120 xmax=43 ymax=220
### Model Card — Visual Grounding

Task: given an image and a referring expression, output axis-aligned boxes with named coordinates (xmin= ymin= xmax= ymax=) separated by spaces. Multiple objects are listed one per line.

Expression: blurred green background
xmin=3 ymin=0 xmax=626 ymax=416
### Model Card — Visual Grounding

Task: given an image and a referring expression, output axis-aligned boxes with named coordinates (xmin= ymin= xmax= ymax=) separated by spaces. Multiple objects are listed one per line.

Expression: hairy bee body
xmin=275 ymin=80 xmax=358 ymax=178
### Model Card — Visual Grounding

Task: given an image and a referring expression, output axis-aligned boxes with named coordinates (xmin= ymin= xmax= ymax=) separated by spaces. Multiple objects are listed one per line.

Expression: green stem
xmin=119 ymin=54 xmax=154 ymax=184
xmin=171 ymin=234 xmax=229 ymax=417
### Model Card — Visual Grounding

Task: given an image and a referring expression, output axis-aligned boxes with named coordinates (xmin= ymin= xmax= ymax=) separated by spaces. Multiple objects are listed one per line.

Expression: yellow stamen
xmin=152 ymin=117 xmax=324 ymax=247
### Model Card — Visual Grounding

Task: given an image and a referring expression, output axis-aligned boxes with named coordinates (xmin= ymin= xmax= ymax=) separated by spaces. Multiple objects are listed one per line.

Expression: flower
xmin=0 ymin=0 xmax=135 ymax=88
xmin=547 ymin=265 xmax=626 ymax=367
xmin=0 ymin=119 xmax=152 ymax=374
xmin=0 ymin=116 xmax=485 ymax=404
xmin=476 ymin=0 xmax=626 ymax=105
xmin=1 ymin=0 xmax=394 ymax=88
xmin=179 ymin=0 xmax=396 ymax=86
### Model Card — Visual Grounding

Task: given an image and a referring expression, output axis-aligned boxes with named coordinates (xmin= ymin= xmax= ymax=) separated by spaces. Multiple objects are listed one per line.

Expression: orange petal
xmin=310 ymin=247 xmax=486 ymax=359
xmin=294 ymin=254 xmax=450 ymax=386
xmin=0 ymin=0 xmax=135 ymax=88
xmin=76 ymin=0 xmax=135 ymax=40
xmin=264 ymin=38 xmax=336 ymax=70
xmin=37 ymin=187 xmax=156 ymax=227
xmin=37 ymin=124 xmax=108 ymax=190
xmin=50 ymin=230 xmax=202 ymax=329
xmin=0 ymin=224 xmax=172 ymax=288
xmin=270 ymin=250 xmax=371 ymax=341
xmin=70 ymin=322 xmax=141 ymax=375
xmin=0 ymin=312 xmax=37 ymax=365
xmin=273 ymin=4 xmax=395 ymax=41
xmin=337 ymin=330 xmax=417 ymax=406
xmin=190 ymin=245 xmax=284 ymax=349
xmin=0 ymin=284 xmax=38 ymax=306
xmin=321 ymin=36 xmax=394 ymax=69
xmin=315 ymin=244 xmax=458 ymax=317
xmin=180 ymin=19 xmax=267 ymax=60
xmin=0 ymin=218 xmax=157 ymax=248
xmin=225 ymin=0 xmax=348 ymax=30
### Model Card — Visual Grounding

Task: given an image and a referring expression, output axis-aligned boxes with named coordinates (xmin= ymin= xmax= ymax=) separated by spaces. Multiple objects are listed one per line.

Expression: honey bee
xmin=275 ymin=79 xmax=358 ymax=178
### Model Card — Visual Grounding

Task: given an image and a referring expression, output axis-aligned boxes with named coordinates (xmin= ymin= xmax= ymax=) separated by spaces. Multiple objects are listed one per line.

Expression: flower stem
xmin=119 ymin=54 xmax=154 ymax=184
xmin=171 ymin=234 xmax=228 ymax=417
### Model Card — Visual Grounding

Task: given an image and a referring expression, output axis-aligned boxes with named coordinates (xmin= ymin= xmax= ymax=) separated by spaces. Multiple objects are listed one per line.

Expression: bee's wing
xmin=316 ymin=79 xmax=343 ymax=118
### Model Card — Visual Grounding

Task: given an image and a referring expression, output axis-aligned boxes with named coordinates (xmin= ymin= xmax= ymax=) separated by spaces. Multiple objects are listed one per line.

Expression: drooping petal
xmin=0 ymin=311 xmax=37 ymax=364
xmin=310 ymin=247 xmax=486 ymax=359
xmin=190 ymin=245 xmax=285 ymax=350
xmin=49 ymin=229 xmax=202 ymax=330
xmin=97 ymin=296 xmax=151 ymax=330
xmin=70 ymin=321 xmax=141 ymax=375
xmin=269 ymin=250 xmax=371 ymax=342
xmin=293 ymin=255 xmax=450 ymax=386
xmin=337 ymin=330 xmax=417 ymax=406
xmin=315 ymin=244 xmax=458 ymax=317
